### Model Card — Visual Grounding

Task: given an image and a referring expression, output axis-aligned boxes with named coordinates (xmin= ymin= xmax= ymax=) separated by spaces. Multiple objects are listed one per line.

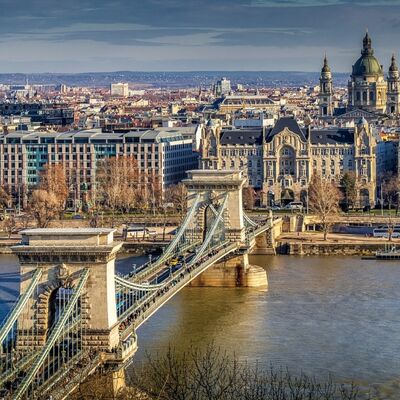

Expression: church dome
xmin=352 ymin=55 xmax=383 ymax=76
xmin=352 ymin=32 xmax=383 ymax=77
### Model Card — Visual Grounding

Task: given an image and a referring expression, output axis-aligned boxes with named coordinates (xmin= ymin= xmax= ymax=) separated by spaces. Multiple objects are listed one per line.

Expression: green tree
xmin=341 ymin=172 xmax=357 ymax=210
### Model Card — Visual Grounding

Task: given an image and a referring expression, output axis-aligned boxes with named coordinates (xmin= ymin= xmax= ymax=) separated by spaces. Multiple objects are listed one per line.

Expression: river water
xmin=2 ymin=254 xmax=400 ymax=397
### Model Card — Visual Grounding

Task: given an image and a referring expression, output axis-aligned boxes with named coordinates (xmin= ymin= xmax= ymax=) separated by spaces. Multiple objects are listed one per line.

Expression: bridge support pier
xmin=189 ymin=254 xmax=267 ymax=287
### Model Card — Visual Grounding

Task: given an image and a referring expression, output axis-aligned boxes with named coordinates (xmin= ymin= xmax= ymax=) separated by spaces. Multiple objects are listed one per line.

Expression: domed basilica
xmin=319 ymin=32 xmax=400 ymax=117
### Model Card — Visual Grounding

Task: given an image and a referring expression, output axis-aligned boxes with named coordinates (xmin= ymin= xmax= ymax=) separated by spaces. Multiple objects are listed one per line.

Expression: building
xmin=0 ymin=127 xmax=199 ymax=209
xmin=110 ymin=83 xmax=129 ymax=97
xmin=213 ymin=95 xmax=280 ymax=114
xmin=214 ymin=78 xmax=231 ymax=97
xmin=348 ymin=32 xmax=387 ymax=113
xmin=0 ymin=103 xmax=74 ymax=126
xmin=318 ymin=55 xmax=334 ymax=117
xmin=200 ymin=121 xmax=263 ymax=188
xmin=387 ymin=54 xmax=400 ymax=115
xmin=201 ymin=117 xmax=377 ymax=207
xmin=319 ymin=32 xmax=399 ymax=117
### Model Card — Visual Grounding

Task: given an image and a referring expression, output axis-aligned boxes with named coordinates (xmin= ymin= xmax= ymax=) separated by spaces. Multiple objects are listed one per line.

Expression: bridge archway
xmin=184 ymin=170 xmax=246 ymax=243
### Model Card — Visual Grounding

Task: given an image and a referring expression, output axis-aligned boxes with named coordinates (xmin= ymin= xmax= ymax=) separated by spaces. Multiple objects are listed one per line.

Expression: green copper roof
xmin=352 ymin=32 xmax=383 ymax=77
xmin=352 ymin=54 xmax=383 ymax=76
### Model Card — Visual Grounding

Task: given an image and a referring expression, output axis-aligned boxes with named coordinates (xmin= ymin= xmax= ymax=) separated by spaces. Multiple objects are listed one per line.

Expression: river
xmin=2 ymin=254 xmax=400 ymax=397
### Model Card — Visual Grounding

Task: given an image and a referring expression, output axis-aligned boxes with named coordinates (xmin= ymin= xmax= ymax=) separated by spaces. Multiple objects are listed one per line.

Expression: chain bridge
xmin=0 ymin=170 xmax=282 ymax=400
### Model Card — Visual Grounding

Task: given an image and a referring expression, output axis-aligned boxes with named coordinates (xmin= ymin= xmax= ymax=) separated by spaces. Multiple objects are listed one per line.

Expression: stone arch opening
xmin=281 ymin=189 xmax=294 ymax=207
xmin=360 ymin=188 xmax=370 ymax=207
xmin=47 ymin=285 xmax=77 ymax=338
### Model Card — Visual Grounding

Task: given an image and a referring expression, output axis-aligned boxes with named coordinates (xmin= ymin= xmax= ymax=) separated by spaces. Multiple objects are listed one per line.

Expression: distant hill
xmin=0 ymin=71 xmax=350 ymax=88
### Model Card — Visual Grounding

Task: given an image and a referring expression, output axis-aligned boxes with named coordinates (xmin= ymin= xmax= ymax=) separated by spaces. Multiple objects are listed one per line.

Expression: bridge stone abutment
xmin=184 ymin=170 xmax=267 ymax=287
xmin=12 ymin=228 xmax=122 ymax=352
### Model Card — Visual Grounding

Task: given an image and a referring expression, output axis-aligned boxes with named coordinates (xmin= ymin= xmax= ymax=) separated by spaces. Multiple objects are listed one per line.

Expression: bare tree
xmin=128 ymin=343 xmax=362 ymax=400
xmin=28 ymin=190 xmax=61 ymax=228
xmin=96 ymin=156 xmax=139 ymax=223
xmin=2 ymin=216 xmax=16 ymax=238
xmin=164 ymin=183 xmax=187 ymax=218
xmin=27 ymin=165 xmax=69 ymax=227
xmin=380 ymin=172 xmax=399 ymax=210
xmin=40 ymin=164 xmax=69 ymax=213
xmin=308 ymin=173 xmax=341 ymax=241
xmin=0 ymin=186 xmax=11 ymax=211
xmin=242 ymin=187 xmax=255 ymax=210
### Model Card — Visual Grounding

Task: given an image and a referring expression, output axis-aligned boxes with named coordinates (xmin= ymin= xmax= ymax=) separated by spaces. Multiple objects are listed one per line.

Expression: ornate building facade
xmin=319 ymin=32 xmax=400 ymax=117
xmin=200 ymin=117 xmax=377 ymax=207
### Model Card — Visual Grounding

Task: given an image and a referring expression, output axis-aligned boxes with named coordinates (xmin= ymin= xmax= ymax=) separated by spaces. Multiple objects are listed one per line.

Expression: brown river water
xmin=2 ymin=254 xmax=400 ymax=397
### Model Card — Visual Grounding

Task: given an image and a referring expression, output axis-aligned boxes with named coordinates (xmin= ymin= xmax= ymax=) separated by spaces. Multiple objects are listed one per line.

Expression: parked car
xmin=284 ymin=201 xmax=304 ymax=212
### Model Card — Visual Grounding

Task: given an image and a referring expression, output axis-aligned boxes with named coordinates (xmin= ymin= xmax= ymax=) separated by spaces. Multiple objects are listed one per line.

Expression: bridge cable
xmin=0 ymin=268 xmax=42 ymax=346
xmin=13 ymin=269 xmax=90 ymax=400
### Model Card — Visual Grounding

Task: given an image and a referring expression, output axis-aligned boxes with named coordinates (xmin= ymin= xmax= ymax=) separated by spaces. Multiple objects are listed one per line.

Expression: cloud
xmin=251 ymin=0 xmax=400 ymax=6
xmin=0 ymin=0 xmax=398 ymax=72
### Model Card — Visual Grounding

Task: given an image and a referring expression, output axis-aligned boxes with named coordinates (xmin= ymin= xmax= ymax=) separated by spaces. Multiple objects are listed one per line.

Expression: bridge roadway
xmin=0 ymin=216 xmax=279 ymax=400
xmin=36 ymin=241 xmax=244 ymax=400
xmin=40 ymin=221 xmax=276 ymax=399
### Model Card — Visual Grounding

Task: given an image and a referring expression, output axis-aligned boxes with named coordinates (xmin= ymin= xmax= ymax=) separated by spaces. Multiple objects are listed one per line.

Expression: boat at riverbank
xmin=376 ymin=245 xmax=400 ymax=260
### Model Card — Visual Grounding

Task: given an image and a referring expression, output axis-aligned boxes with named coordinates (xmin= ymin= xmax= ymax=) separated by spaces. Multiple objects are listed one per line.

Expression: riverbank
xmin=276 ymin=232 xmax=400 ymax=255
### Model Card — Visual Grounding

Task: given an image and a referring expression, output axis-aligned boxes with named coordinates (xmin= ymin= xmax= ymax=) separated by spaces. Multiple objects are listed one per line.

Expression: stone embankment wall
xmin=277 ymin=241 xmax=384 ymax=255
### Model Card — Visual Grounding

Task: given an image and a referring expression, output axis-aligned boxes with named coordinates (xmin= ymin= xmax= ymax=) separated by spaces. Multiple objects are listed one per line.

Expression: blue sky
xmin=0 ymin=0 xmax=399 ymax=72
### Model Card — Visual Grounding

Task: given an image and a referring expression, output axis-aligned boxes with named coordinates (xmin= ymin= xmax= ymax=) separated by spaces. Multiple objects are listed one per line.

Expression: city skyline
xmin=1 ymin=0 xmax=400 ymax=73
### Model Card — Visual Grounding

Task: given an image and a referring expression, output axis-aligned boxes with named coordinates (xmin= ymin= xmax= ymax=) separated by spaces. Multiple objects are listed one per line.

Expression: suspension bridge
xmin=0 ymin=170 xmax=282 ymax=400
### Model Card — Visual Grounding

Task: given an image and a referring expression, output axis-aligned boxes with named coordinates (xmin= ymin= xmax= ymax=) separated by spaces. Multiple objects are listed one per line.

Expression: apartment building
xmin=0 ymin=127 xmax=198 ymax=208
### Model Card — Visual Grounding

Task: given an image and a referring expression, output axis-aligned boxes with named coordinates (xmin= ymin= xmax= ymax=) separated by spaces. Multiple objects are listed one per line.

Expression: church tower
xmin=200 ymin=119 xmax=221 ymax=170
xmin=348 ymin=32 xmax=387 ymax=113
xmin=387 ymin=54 xmax=400 ymax=115
xmin=319 ymin=55 xmax=334 ymax=117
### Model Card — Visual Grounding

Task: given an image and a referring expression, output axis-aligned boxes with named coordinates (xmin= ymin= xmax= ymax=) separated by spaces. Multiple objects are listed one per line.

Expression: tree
xmin=96 ymin=156 xmax=139 ymax=219
xmin=28 ymin=164 xmax=68 ymax=227
xmin=164 ymin=183 xmax=188 ymax=216
xmin=2 ymin=216 xmax=16 ymax=238
xmin=242 ymin=187 xmax=255 ymax=210
xmin=40 ymin=164 xmax=69 ymax=212
xmin=28 ymin=190 xmax=61 ymax=228
xmin=129 ymin=343 xmax=361 ymax=400
xmin=380 ymin=172 xmax=399 ymax=210
xmin=341 ymin=172 xmax=358 ymax=210
xmin=0 ymin=186 xmax=11 ymax=211
xmin=308 ymin=173 xmax=341 ymax=240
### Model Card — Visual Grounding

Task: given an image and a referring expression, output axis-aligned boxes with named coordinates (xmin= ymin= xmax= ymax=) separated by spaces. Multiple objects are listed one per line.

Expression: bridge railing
xmin=12 ymin=269 xmax=89 ymax=400
xmin=118 ymin=241 xmax=238 ymax=337
xmin=124 ymin=194 xmax=202 ymax=281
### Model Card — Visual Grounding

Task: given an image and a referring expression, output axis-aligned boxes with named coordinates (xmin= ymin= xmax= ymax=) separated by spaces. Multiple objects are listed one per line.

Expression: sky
xmin=1 ymin=0 xmax=400 ymax=73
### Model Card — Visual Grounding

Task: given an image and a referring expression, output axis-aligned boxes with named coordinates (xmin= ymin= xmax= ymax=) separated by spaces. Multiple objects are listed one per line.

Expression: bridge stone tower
xmin=184 ymin=169 xmax=246 ymax=243
xmin=184 ymin=170 xmax=268 ymax=287
xmin=12 ymin=228 xmax=122 ymax=351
